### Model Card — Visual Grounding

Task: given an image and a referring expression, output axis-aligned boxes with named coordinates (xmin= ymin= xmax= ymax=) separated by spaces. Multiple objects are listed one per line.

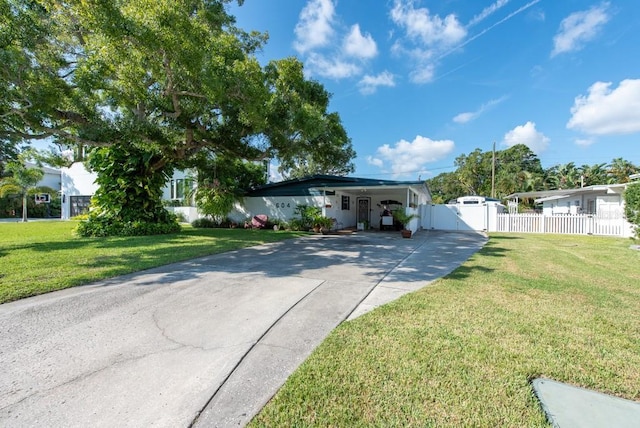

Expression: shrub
xmin=624 ymin=182 xmax=640 ymax=239
xmin=191 ymin=217 xmax=218 ymax=228
xmin=288 ymin=218 xmax=307 ymax=231
xmin=174 ymin=212 xmax=188 ymax=223
xmin=76 ymin=216 xmax=181 ymax=237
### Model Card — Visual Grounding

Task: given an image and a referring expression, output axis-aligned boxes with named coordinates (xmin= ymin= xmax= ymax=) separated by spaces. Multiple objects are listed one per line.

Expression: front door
xmin=357 ymin=197 xmax=370 ymax=227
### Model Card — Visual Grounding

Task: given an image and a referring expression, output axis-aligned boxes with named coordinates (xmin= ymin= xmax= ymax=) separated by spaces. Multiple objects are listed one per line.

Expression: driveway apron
xmin=0 ymin=230 xmax=486 ymax=427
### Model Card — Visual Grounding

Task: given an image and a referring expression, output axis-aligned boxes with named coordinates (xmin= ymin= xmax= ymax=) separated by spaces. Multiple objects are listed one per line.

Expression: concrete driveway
xmin=0 ymin=230 xmax=486 ymax=427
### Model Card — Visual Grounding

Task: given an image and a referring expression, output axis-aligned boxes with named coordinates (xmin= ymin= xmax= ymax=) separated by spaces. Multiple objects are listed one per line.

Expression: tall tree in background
xmin=578 ymin=163 xmax=608 ymax=187
xmin=426 ymin=171 xmax=466 ymax=204
xmin=608 ymin=158 xmax=639 ymax=183
xmin=545 ymin=162 xmax=580 ymax=189
xmin=494 ymin=144 xmax=544 ymax=196
xmin=1 ymin=0 xmax=355 ymax=234
xmin=454 ymin=149 xmax=492 ymax=196
xmin=449 ymin=144 xmax=544 ymax=199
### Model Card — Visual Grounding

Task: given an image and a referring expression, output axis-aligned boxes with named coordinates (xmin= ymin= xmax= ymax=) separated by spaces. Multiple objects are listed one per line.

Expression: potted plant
xmin=312 ymin=215 xmax=334 ymax=233
xmin=393 ymin=210 xmax=419 ymax=238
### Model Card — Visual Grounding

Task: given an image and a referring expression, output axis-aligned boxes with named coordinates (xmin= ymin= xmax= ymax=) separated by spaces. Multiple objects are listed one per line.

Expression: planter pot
xmin=401 ymin=229 xmax=412 ymax=238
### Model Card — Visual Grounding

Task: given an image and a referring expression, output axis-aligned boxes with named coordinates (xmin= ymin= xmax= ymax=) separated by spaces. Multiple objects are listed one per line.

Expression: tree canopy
xmin=428 ymin=144 xmax=639 ymax=204
xmin=2 ymin=0 xmax=355 ymax=233
xmin=1 ymin=0 xmax=353 ymax=170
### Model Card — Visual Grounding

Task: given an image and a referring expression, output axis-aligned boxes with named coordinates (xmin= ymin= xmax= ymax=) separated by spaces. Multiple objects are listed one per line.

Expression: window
xmin=170 ymin=178 xmax=193 ymax=200
xmin=341 ymin=195 xmax=350 ymax=210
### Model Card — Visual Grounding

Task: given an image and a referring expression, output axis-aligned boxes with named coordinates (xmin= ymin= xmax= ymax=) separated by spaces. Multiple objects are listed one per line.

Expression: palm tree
xmin=607 ymin=158 xmax=639 ymax=184
xmin=579 ymin=163 xmax=607 ymax=187
xmin=0 ymin=156 xmax=44 ymax=222
xmin=545 ymin=163 xmax=580 ymax=190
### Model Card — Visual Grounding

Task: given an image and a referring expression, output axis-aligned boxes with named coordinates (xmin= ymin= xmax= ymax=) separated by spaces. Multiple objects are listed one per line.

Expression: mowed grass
xmin=251 ymin=233 xmax=640 ymax=427
xmin=0 ymin=221 xmax=305 ymax=304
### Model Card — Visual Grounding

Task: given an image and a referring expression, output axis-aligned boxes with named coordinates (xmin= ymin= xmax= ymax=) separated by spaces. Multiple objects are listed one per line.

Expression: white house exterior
xmin=228 ymin=175 xmax=430 ymax=234
xmin=60 ymin=162 xmax=188 ymax=219
xmin=24 ymin=162 xmax=61 ymax=191
xmin=60 ymin=163 xmax=97 ymax=219
xmin=500 ymin=184 xmax=634 ymax=237
xmin=59 ymin=164 xmax=431 ymax=234
xmin=506 ymin=184 xmax=627 ymax=218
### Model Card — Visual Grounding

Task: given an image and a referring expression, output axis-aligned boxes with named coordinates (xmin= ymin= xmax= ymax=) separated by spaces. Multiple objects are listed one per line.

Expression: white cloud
xmin=502 ymin=121 xmax=550 ymax=153
xmin=358 ymin=71 xmax=396 ymax=95
xmin=453 ymin=96 xmax=508 ymax=124
xmin=468 ymin=0 xmax=510 ymax=27
xmin=294 ymin=0 xmax=336 ymax=54
xmin=343 ymin=24 xmax=378 ymax=59
xmin=390 ymin=0 xmax=539 ymax=84
xmin=409 ymin=63 xmax=436 ymax=84
xmin=551 ymin=2 xmax=610 ymax=57
xmin=453 ymin=112 xmax=476 ymax=124
xmin=391 ymin=0 xmax=466 ymax=47
xmin=366 ymin=156 xmax=384 ymax=167
xmin=575 ymin=138 xmax=595 ymax=147
xmin=305 ymin=53 xmax=361 ymax=79
xmin=293 ymin=1 xmax=381 ymax=84
xmin=439 ymin=0 xmax=541 ymax=61
xmin=567 ymin=79 xmax=640 ymax=135
xmin=372 ymin=135 xmax=455 ymax=177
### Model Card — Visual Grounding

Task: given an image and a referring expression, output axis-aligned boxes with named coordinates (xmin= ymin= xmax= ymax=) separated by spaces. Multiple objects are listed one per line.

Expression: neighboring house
xmin=25 ymin=162 xmax=61 ymax=191
xmin=498 ymin=183 xmax=634 ymax=237
xmin=60 ymin=162 xmax=97 ymax=219
xmin=507 ymin=184 xmax=628 ymax=217
xmin=60 ymin=162 xmax=190 ymax=219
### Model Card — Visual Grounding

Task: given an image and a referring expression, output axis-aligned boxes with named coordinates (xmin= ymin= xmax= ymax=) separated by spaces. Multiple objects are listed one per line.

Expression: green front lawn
xmin=251 ymin=233 xmax=640 ymax=427
xmin=0 ymin=221 xmax=305 ymax=304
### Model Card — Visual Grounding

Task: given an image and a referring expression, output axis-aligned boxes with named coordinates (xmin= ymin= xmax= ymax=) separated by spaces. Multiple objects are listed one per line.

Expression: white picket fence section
xmin=496 ymin=213 xmax=632 ymax=237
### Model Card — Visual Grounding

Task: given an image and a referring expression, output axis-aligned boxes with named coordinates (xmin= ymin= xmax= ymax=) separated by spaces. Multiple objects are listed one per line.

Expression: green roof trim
xmin=246 ymin=175 xmax=426 ymax=197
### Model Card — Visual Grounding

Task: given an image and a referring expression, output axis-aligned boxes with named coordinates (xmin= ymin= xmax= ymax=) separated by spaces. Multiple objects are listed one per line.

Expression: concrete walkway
xmin=0 ymin=230 xmax=486 ymax=427
xmin=533 ymin=378 xmax=640 ymax=428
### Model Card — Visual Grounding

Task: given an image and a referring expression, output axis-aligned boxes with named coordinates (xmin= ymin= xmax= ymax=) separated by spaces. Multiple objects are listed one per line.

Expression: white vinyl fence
xmin=496 ymin=213 xmax=633 ymax=237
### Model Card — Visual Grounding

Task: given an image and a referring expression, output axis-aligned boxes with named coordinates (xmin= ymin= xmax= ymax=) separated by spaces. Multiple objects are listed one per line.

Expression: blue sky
xmin=229 ymin=0 xmax=640 ymax=180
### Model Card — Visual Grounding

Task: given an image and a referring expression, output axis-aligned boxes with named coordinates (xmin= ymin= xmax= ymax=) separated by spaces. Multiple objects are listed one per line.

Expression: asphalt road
xmin=0 ymin=230 xmax=486 ymax=427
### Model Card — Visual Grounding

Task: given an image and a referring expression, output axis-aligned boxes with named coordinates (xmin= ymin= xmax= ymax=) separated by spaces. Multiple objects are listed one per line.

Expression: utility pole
xmin=491 ymin=141 xmax=496 ymax=198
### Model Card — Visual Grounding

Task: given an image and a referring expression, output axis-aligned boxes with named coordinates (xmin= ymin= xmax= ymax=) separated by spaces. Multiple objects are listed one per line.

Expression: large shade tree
xmin=1 ymin=0 xmax=354 ymax=234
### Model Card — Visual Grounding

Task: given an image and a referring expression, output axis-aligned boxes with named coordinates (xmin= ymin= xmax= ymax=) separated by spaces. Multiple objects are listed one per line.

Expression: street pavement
xmin=0 ymin=230 xmax=486 ymax=427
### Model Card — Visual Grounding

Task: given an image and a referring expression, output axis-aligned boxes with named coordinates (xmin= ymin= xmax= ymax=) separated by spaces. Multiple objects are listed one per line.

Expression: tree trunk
xmin=21 ymin=194 xmax=28 ymax=222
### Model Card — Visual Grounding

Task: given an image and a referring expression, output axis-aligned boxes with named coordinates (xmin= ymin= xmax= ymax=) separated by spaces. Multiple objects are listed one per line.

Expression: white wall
xmin=228 ymin=192 xmax=357 ymax=229
xmin=423 ymin=202 xmax=505 ymax=232
xmin=60 ymin=163 xmax=196 ymax=219
xmin=542 ymin=194 xmax=623 ymax=216
xmin=40 ymin=169 xmax=61 ymax=190
xmin=60 ymin=163 xmax=98 ymax=219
